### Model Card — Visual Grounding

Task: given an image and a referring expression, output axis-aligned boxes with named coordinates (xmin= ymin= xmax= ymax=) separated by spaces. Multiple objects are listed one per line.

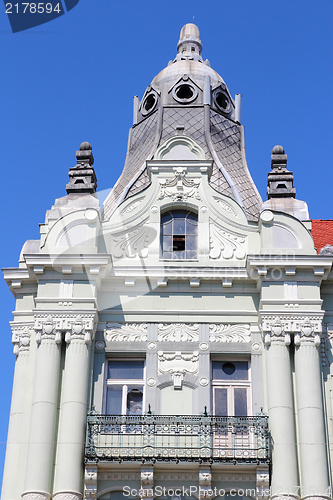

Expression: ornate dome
xmin=103 ymin=23 xmax=262 ymax=222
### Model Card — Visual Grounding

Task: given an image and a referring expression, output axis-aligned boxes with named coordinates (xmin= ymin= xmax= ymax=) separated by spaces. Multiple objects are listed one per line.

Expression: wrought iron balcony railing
xmin=85 ymin=412 xmax=270 ymax=465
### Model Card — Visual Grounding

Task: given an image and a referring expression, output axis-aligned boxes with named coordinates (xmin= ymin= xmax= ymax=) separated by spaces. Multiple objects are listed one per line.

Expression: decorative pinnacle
xmin=267 ymin=145 xmax=296 ymax=199
xmin=66 ymin=141 xmax=97 ymax=194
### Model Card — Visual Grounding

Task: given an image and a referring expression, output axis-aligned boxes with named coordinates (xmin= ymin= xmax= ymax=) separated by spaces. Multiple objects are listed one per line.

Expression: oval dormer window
xmin=141 ymin=92 xmax=158 ymax=116
xmin=172 ymin=83 xmax=197 ymax=104
xmin=213 ymin=89 xmax=231 ymax=114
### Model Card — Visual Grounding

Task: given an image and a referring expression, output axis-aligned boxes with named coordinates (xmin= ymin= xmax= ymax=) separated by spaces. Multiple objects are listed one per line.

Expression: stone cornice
xmin=3 ymin=254 xmax=111 ymax=293
xmin=247 ymin=255 xmax=333 ymax=281
xmin=24 ymin=253 xmax=110 ymax=276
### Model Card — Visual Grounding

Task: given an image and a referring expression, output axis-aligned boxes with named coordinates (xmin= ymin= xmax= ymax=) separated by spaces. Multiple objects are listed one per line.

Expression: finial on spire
xmin=176 ymin=23 xmax=203 ymax=62
xmin=66 ymin=141 xmax=97 ymax=194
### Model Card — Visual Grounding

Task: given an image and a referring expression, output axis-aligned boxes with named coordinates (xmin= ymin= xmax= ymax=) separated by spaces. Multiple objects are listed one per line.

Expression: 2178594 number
xmin=5 ymin=3 xmax=61 ymax=14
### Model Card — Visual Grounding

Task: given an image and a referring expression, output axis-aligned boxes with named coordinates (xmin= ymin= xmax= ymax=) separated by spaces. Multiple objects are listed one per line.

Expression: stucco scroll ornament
xmin=158 ymin=323 xmax=199 ymax=342
xmin=209 ymin=323 xmax=251 ymax=343
xmin=209 ymin=220 xmax=246 ymax=260
xmin=111 ymin=221 xmax=156 ymax=258
xmin=35 ymin=315 xmax=63 ymax=345
xmin=11 ymin=323 xmax=32 ymax=355
xmin=64 ymin=316 xmax=95 ymax=345
xmin=158 ymin=167 xmax=201 ymax=201
xmin=158 ymin=351 xmax=199 ymax=389
xmin=294 ymin=317 xmax=321 ymax=347
xmin=105 ymin=323 xmax=148 ymax=342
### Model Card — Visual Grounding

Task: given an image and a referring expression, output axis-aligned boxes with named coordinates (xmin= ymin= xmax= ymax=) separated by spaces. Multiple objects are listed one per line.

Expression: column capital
xmin=34 ymin=312 xmax=97 ymax=345
xmin=261 ymin=314 xmax=323 ymax=347
xmin=65 ymin=316 xmax=96 ymax=345
xmin=11 ymin=321 xmax=33 ymax=355
xmin=34 ymin=315 xmax=63 ymax=345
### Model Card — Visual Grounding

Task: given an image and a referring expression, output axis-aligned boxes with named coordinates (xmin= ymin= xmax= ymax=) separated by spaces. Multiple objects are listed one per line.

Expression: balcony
xmin=85 ymin=412 xmax=270 ymax=465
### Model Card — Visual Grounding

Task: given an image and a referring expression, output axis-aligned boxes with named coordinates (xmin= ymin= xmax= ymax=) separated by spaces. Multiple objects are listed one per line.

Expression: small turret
xmin=66 ymin=141 xmax=97 ymax=194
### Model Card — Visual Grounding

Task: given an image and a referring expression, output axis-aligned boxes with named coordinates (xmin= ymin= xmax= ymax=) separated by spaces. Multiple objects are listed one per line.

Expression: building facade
xmin=2 ymin=23 xmax=333 ymax=500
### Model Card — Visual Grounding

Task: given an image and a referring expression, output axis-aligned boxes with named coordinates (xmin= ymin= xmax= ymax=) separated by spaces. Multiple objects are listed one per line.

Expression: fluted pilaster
xmin=294 ymin=320 xmax=330 ymax=500
xmin=1 ymin=324 xmax=31 ymax=500
xmin=23 ymin=317 xmax=62 ymax=498
xmin=264 ymin=318 xmax=299 ymax=499
xmin=53 ymin=318 xmax=94 ymax=497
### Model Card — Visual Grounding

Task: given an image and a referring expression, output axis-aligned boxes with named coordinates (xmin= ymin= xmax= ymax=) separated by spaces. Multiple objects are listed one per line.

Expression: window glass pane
xmin=108 ymin=360 xmax=144 ymax=380
xmin=186 ymin=235 xmax=197 ymax=250
xmin=162 ymin=220 xmax=172 ymax=235
xmin=187 ymin=212 xmax=197 ymax=222
xmin=173 ymin=250 xmax=185 ymax=259
xmin=215 ymin=388 xmax=228 ymax=416
xmin=161 ymin=212 xmax=173 ymax=223
xmin=186 ymin=250 xmax=197 ymax=259
xmin=234 ymin=388 xmax=247 ymax=416
xmin=173 ymin=217 xmax=186 ymax=235
xmin=172 ymin=211 xmax=185 ymax=218
xmin=186 ymin=220 xmax=198 ymax=234
xmin=127 ymin=388 xmax=143 ymax=415
xmin=106 ymin=387 xmax=122 ymax=414
xmin=162 ymin=251 xmax=172 ymax=259
xmin=212 ymin=361 xmax=248 ymax=381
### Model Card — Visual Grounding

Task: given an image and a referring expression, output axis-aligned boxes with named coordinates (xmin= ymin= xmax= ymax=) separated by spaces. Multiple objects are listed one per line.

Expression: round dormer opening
xmin=172 ymin=83 xmax=198 ymax=104
xmin=213 ymin=89 xmax=231 ymax=114
xmin=141 ymin=91 xmax=158 ymax=116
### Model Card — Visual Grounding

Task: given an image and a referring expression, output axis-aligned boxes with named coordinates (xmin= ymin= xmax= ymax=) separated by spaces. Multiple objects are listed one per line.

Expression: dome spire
xmin=175 ymin=23 xmax=203 ymax=62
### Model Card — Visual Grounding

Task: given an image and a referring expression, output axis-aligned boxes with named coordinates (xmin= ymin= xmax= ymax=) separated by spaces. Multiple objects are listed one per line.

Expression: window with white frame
xmin=105 ymin=360 xmax=145 ymax=415
xmin=160 ymin=210 xmax=198 ymax=259
xmin=212 ymin=360 xmax=251 ymax=416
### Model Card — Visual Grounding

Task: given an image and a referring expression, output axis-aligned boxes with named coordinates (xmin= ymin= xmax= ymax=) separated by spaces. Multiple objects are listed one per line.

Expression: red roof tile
xmin=311 ymin=220 xmax=333 ymax=254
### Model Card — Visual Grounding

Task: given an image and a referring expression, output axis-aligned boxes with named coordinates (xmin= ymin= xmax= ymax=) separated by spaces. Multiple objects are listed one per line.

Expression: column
xmin=1 ymin=326 xmax=31 ymax=500
xmin=264 ymin=318 xmax=299 ymax=499
xmin=294 ymin=318 xmax=330 ymax=500
xmin=53 ymin=317 xmax=94 ymax=500
xmin=23 ymin=316 xmax=62 ymax=500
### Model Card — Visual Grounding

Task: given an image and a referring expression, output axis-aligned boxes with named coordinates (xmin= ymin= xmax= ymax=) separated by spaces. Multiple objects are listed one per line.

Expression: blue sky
xmin=0 ymin=0 xmax=332 ymax=488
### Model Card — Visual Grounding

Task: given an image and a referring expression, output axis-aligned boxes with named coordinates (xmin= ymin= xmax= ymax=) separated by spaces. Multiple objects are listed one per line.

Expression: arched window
xmin=160 ymin=210 xmax=198 ymax=259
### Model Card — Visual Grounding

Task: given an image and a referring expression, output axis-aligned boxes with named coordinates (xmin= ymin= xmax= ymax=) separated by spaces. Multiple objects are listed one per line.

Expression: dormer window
xmin=161 ymin=210 xmax=198 ymax=259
